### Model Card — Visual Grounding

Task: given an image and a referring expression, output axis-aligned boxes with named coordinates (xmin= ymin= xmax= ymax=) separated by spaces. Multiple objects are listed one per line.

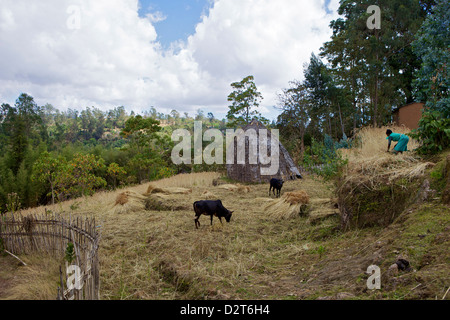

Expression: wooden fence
xmin=0 ymin=212 xmax=101 ymax=300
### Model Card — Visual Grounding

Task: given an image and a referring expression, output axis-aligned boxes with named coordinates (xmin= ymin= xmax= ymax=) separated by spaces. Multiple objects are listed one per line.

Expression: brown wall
xmin=393 ymin=102 xmax=425 ymax=130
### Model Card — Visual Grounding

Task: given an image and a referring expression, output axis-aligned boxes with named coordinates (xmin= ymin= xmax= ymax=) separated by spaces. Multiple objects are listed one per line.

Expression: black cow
xmin=194 ymin=200 xmax=233 ymax=229
xmin=269 ymin=178 xmax=284 ymax=198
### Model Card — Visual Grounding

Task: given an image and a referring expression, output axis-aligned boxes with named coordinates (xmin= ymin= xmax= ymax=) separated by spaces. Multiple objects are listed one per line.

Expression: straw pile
xmin=339 ymin=125 xmax=434 ymax=188
xmin=217 ymin=184 xmax=251 ymax=193
xmin=146 ymin=184 xmax=192 ymax=195
xmin=202 ymin=190 xmax=218 ymax=200
xmin=264 ymin=190 xmax=310 ymax=220
xmin=113 ymin=191 xmax=147 ymax=214
xmin=144 ymin=193 xmax=190 ymax=211
xmin=337 ymin=125 xmax=435 ymax=229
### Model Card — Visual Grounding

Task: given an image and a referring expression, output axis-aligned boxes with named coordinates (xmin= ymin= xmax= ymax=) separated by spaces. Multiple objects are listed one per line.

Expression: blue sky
xmin=138 ymin=0 xmax=213 ymax=48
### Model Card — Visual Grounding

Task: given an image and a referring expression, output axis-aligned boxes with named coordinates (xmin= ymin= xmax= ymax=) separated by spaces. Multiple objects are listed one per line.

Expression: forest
xmin=0 ymin=0 xmax=448 ymax=213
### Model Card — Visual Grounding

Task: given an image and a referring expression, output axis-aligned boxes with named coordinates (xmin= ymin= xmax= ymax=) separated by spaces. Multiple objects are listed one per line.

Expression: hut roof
xmin=226 ymin=119 xmax=302 ymax=183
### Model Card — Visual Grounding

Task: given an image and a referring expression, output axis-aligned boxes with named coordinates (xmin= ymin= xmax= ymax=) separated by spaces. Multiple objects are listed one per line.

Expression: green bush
xmin=410 ymin=110 xmax=450 ymax=154
xmin=303 ymin=135 xmax=348 ymax=180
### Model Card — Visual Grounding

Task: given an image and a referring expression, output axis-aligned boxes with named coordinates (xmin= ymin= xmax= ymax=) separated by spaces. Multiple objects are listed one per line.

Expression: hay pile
xmin=146 ymin=184 xmax=192 ymax=195
xmin=113 ymin=191 xmax=147 ymax=214
xmin=217 ymin=184 xmax=251 ymax=193
xmin=202 ymin=190 xmax=218 ymax=200
xmin=339 ymin=125 xmax=429 ymax=186
xmin=264 ymin=190 xmax=310 ymax=220
xmin=337 ymin=126 xmax=435 ymax=229
xmin=144 ymin=193 xmax=190 ymax=211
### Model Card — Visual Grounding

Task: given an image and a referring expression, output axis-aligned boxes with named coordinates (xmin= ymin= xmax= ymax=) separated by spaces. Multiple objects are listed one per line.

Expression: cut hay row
xmin=146 ymin=185 xmax=192 ymax=195
xmin=202 ymin=190 xmax=218 ymax=200
xmin=217 ymin=184 xmax=251 ymax=193
xmin=265 ymin=190 xmax=310 ymax=220
xmin=112 ymin=191 xmax=147 ymax=214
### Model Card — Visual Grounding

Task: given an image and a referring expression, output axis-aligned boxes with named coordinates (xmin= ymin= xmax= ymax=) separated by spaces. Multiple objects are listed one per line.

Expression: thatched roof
xmin=226 ymin=119 xmax=302 ymax=183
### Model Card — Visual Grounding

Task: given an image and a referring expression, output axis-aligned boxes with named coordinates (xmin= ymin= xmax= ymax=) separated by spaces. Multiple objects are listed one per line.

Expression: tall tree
xmin=1 ymin=94 xmax=42 ymax=174
xmin=277 ymin=81 xmax=311 ymax=161
xmin=321 ymin=0 xmax=433 ymax=126
xmin=226 ymin=75 xmax=265 ymax=127
xmin=412 ymin=0 xmax=449 ymax=117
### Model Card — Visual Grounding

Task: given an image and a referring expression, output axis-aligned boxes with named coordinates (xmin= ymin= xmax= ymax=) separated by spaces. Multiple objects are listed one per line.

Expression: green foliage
xmin=303 ymin=135 xmax=348 ymax=180
xmin=226 ymin=75 xmax=268 ymax=127
xmin=5 ymin=192 xmax=21 ymax=213
xmin=320 ymin=0 xmax=431 ymax=127
xmin=31 ymin=152 xmax=65 ymax=205
xmin=65 ymin=242 xmax=75 ymax=264
xmin=0 ymin=93 xmax=229 ymax=212
xmin=412 ymin=0 xmax=450 ymax=117
xmin=107 ymin=162 xmax=127 ymax=188
xmin=54 ymin=153 xmax=107 ymax=201
xmin=409 ymin=110 xmax=450 ymax=154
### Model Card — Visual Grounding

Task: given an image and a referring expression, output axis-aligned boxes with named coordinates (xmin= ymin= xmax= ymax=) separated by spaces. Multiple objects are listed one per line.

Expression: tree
xmin=55 ymin=153 xmax=107 ymax=200
xmin=277 ymin=81 xmax=311 ymax=161
xmin=31 ymin=152 xmax=65 ymax=205
xmin=226 ymin=75 xmax=264 ymax=127
xmin=320 ymin=0 xmax=433 ymax=126
xmin=412 ymin=0 xmax=449 ymax=117
xmin=1 ymin=94 xmax=43 ymax=174
xmin=107 ymin=162 xmax=127 ymax=188
xmin=120 ymin=115 xmax=161 ymax=183
xmin=120 ymin=115 xmax=161 ymax=153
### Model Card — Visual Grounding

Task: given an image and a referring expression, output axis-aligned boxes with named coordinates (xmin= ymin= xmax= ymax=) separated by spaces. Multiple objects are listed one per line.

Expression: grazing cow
xmin=269 ymin=178 xmax=284 ymax=198
xmin=194 ymin=200 xmax=233 ymax=229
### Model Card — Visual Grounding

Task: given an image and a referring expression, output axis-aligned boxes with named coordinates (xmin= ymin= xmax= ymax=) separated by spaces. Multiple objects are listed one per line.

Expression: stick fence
xmin=0 ymin=212 xmax=101 ymax=300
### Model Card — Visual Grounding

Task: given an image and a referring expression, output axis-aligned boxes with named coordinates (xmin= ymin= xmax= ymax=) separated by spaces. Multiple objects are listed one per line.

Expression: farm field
xmin=2 ymin=168 xmax=449 ymax=300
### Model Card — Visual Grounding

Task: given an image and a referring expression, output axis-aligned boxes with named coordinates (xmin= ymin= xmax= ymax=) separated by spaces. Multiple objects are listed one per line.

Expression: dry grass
xmin=146 ymin=185 xmax=193 ymax=195
xmin=1 ymin=254 xmax=61 ymax=300
xmin=150 ymin=172 xmax=221 ymax=189
xmin=339 ymin=125 xmax=433 ymax=186
xmin=217 ymin=184 xmax=251 ymax=193
xmin=265 ymin=190 xmax=310 ymax=220
xmin=113 ymin=191 xmax=148 ymax=215
xmin=202 ymin=190 xmax=218 ymax=200
xmin=11 ymin=172 xmax=339 ymax=300
xmin=4 ymin=165 xmax=447 ymax=300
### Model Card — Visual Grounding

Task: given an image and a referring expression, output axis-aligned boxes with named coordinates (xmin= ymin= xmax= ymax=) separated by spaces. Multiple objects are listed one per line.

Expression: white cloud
xmin=0 ymin=0 xmax=339 ymax=120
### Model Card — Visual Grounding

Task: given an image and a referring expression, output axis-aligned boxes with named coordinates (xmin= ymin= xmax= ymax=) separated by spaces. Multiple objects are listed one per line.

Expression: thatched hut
xmin=226 ymin=119 xmax=302 ymax=183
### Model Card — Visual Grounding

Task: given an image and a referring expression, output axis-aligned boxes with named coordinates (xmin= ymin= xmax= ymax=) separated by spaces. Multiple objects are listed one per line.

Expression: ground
xmin=0 ymin=173 xmax=449 ymax=300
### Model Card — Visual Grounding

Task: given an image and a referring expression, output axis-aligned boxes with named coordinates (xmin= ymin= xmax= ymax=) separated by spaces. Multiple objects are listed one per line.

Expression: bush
xmin=303 ymin=135 xmax=348 ymax=180
xmin=409 ymin=110 xmax=450 ymax=154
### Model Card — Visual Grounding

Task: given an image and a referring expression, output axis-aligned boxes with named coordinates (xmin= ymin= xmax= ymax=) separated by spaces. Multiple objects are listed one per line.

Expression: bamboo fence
xmin=0 ymin=212 xmax=101 ymax=300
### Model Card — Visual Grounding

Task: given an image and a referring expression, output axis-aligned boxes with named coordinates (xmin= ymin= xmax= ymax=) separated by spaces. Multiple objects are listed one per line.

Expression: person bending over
xmin=386 ymin=129 xmax=409 ymax=154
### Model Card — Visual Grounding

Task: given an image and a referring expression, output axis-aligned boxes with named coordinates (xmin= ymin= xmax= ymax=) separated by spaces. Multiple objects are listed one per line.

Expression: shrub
xmin=409 ymin=110 xmax=450 ymax=155
xmin=303 ymin=135 xmax=348 ymax=180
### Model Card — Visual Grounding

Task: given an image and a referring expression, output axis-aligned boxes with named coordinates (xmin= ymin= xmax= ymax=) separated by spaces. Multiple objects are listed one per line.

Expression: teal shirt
xmin=387 ymin=132 xmax=409 ymax=151
xmin=386 ymin=132 xmax=401 ymax=142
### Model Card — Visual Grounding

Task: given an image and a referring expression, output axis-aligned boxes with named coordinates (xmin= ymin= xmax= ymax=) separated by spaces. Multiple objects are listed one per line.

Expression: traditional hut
xmin=226 ymin=119 xmax=302 ymax=183
xmin=392 ymin=102 xmax=425 ymax=130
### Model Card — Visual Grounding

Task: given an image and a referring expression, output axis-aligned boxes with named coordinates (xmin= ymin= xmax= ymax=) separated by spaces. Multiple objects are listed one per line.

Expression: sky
xmin=0 ymin=0 xmax=340 ymax=121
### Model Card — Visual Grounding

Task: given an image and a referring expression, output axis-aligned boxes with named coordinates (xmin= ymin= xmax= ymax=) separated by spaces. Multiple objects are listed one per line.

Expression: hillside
xmin=1 ymin=151 xmax=449 ymax=300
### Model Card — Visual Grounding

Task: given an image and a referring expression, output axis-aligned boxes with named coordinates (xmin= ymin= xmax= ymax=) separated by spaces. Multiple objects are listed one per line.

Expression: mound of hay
xmin=145 ymin=193 xmax=190 ymax=211
xmin=337 ymin=126 xmax=435 ymax=229
xmin=284 ymin=191 xmax=310 ymax=205
xmin=202 ymin=190 xmax=218 ymax=200
xmin=217 ymin=184 xmax=251 ymax=193
xmin=146 ymin=184 xmax=192 ymax=195
xmin=113 ymin=191 xmax=147 ymax=214
xmin=265 ymin=190 xmax=310 ymax=220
